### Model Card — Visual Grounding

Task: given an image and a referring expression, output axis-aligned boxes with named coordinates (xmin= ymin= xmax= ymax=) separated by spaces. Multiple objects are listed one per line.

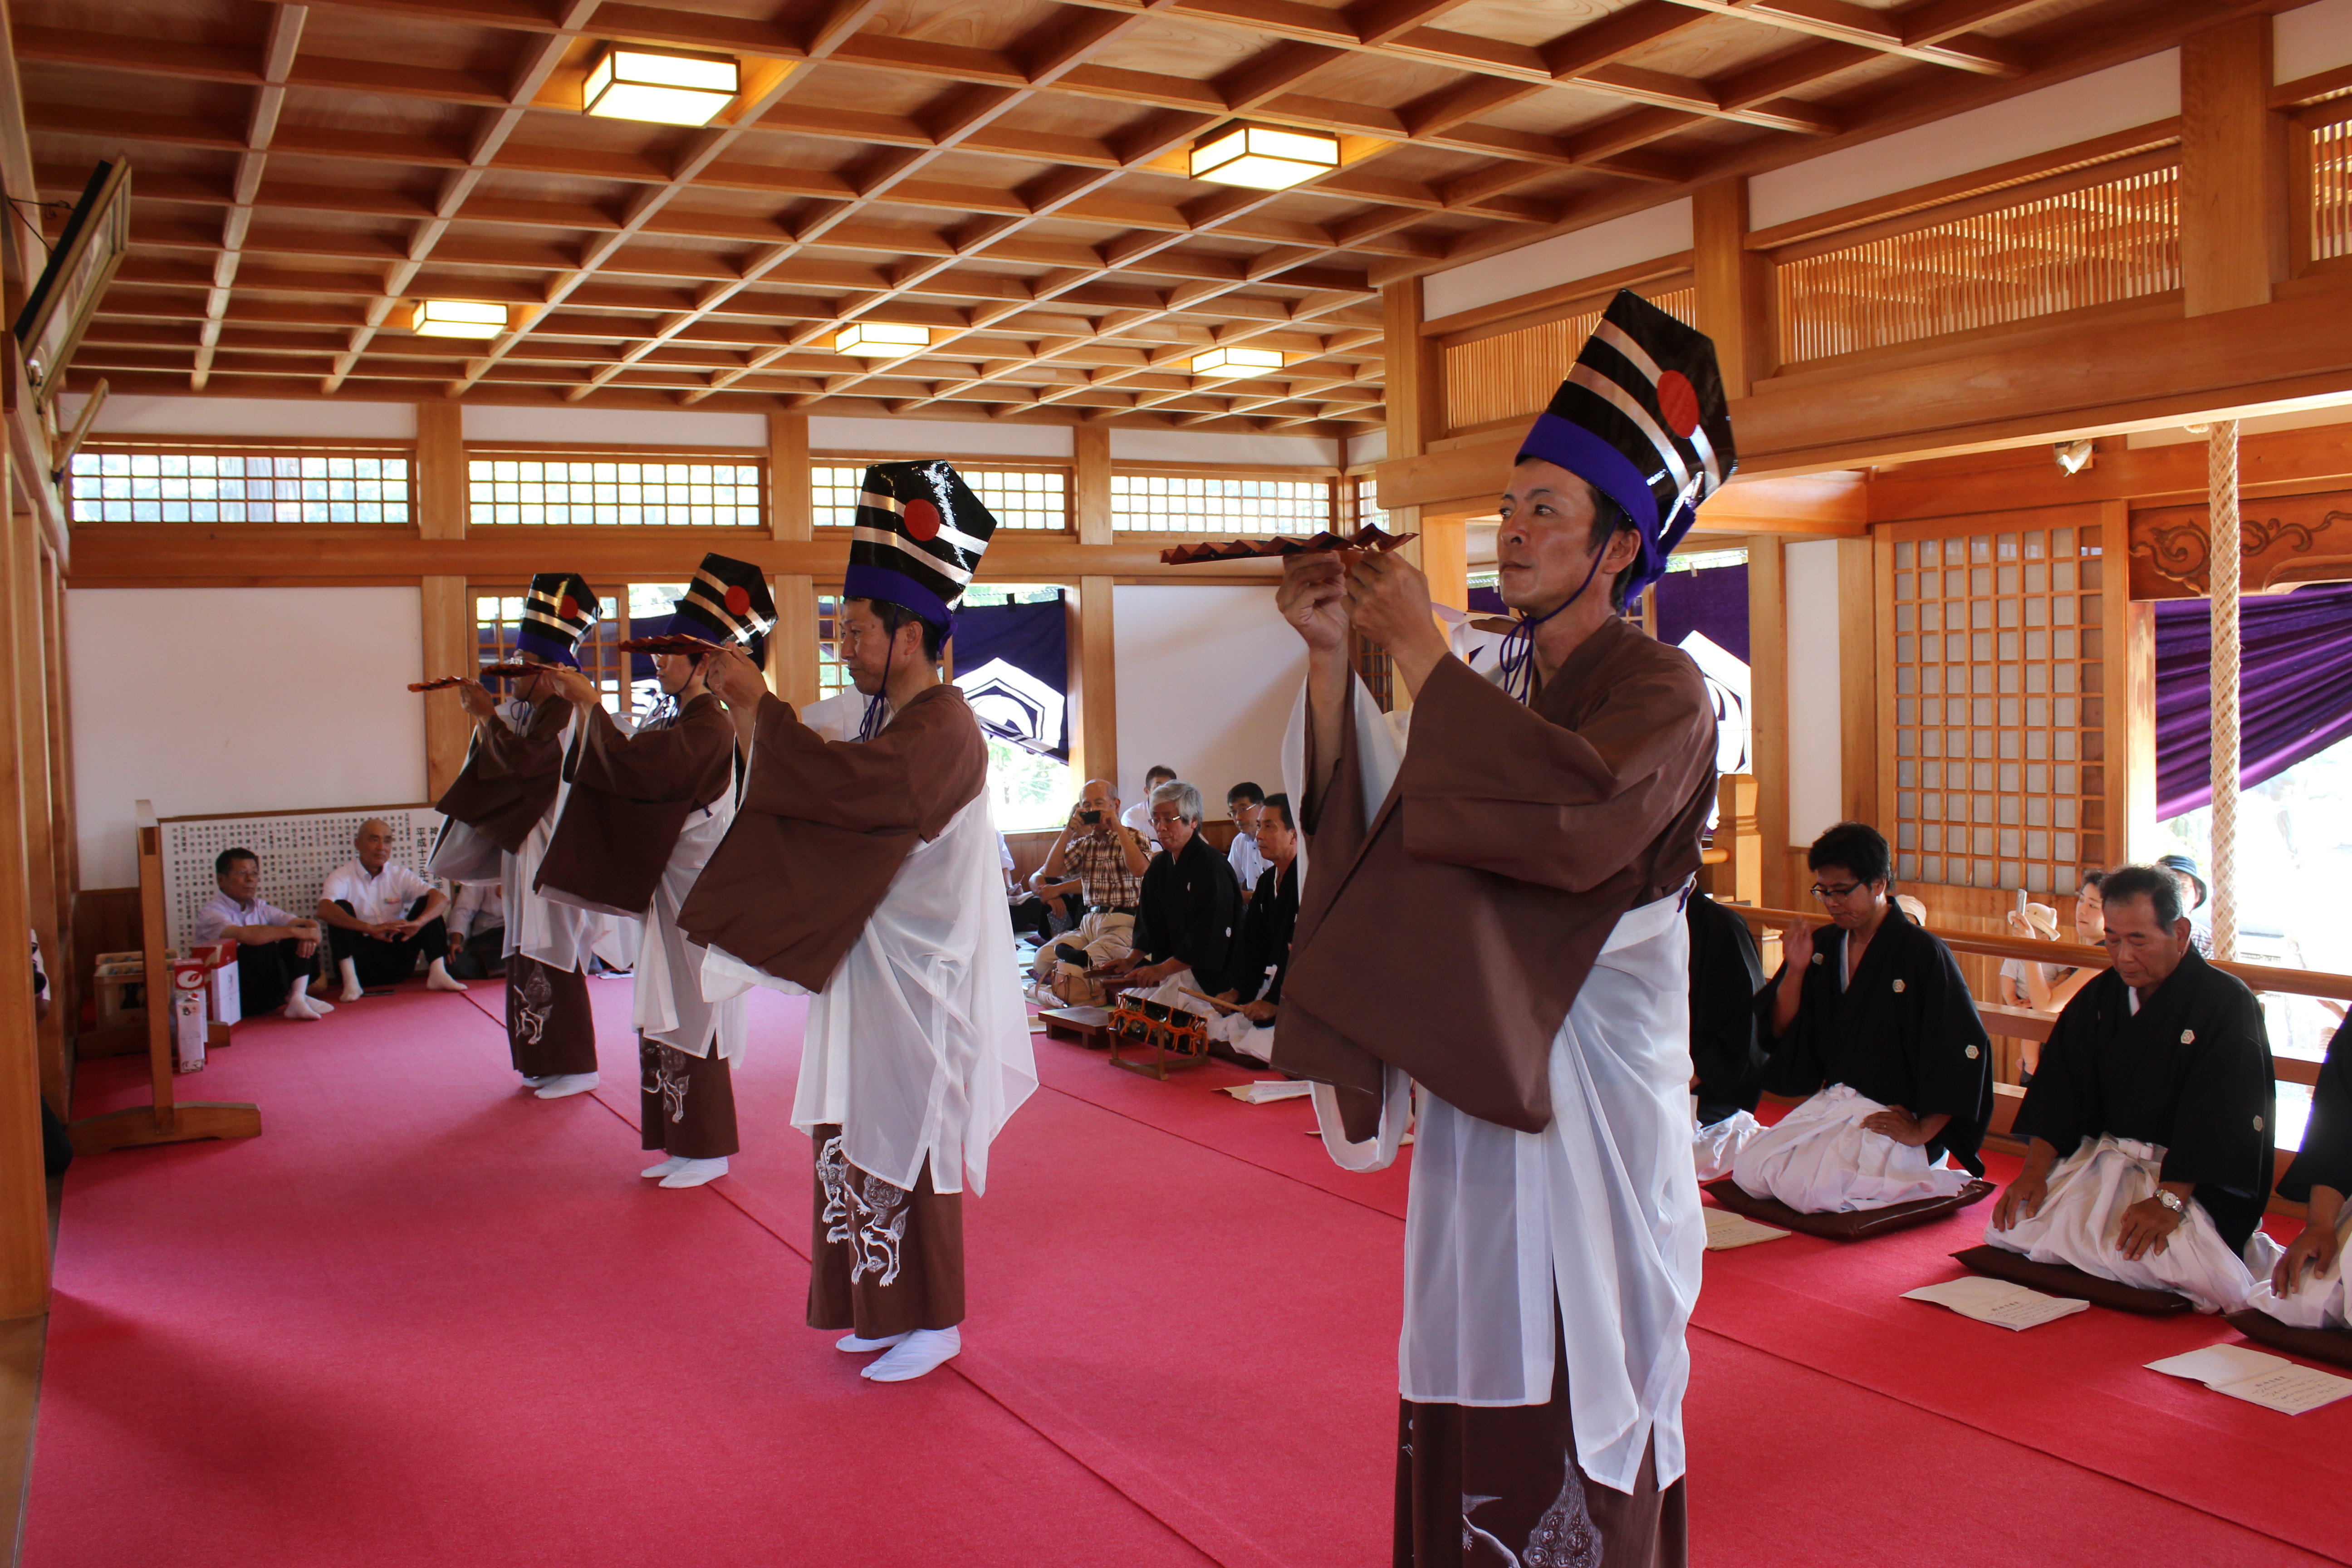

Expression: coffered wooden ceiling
xmin=10 ymin=0 xmax=2268 ymax=434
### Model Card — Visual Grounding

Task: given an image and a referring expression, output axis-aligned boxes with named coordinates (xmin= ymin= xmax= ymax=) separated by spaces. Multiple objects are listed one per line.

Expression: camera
xmin=1078 ymin=809 xmax=1102 ymax=824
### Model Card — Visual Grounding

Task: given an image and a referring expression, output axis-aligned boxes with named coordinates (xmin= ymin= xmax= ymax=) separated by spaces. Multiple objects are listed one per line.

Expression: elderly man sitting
xmin=1029 ymin=779 xmax=1154 ymax=1002
xmin=1731 ymin=821 xmax=1994 ymax=1212
xmin=1100 ymin=779 xmax=1240 ymax=1001
xmin=1200 ymin=791 xmax=1300 ymax=1063
xmin=193 ymin=848 xmax=330 ymax=1021
xmin=1983 ymin=864 xmax=2278 ymax=1312
xmin=316 ymin=818 xmax=466 ymax=1002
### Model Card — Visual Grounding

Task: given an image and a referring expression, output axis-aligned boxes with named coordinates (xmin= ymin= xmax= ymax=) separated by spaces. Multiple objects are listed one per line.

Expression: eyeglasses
xmin=1810 ymin=881 xmax=1867 ymax=902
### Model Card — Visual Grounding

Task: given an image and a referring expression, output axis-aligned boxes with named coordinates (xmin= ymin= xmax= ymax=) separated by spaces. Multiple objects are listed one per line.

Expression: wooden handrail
xmin=1727 ymin=904 xmax=2352 ymax=1004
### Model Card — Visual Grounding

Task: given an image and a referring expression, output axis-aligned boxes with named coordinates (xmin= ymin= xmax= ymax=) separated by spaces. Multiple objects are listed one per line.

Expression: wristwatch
xmin=2155 ymin=1189 xmax=2186 ymax=1215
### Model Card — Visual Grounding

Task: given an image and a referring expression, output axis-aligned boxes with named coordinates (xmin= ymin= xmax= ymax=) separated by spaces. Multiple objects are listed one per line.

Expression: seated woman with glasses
xmin=1730 ymin=821 xmax=1995 ymax=1212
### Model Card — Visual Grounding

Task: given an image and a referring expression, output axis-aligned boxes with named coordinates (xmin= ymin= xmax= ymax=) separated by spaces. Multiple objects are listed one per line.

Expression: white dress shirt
xmin=320 ymin=860 xmax=434 ymax=925
xmin=1228 ymin=828 xmax=1268 ymax=891
xmin=193 ymin=890 xmax=298 ymax=945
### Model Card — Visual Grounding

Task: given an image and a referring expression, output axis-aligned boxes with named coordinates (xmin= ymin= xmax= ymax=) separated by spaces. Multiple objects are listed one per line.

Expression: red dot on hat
xmin=725 ymin=584 xmax=751 ymax=616
xmin=904 ymin=499 xmax=942 ymax=541
xmin=558 ymin=594 xmax=578 ymax=620
xmin=1656 ymin=370 xmax=1701 ymax=438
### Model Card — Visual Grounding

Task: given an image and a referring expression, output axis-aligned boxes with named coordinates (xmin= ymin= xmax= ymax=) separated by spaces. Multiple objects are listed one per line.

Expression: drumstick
xmin=1157 ymin=524 xmax=1416 ymax=566
xmin=408 ymin=664 xmax=534 ymax=691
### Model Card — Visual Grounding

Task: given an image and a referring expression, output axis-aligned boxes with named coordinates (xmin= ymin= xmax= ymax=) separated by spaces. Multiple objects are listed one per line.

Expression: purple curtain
xmin=2156 ymin=582 xmax=2352 ymax=818
xmin=1468 ymin=564 xmax=1749 ymax=663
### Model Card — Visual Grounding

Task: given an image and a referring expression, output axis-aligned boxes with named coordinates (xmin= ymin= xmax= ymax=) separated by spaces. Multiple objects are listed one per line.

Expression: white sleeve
xmin=318 ymin=865 xmax=354 ymax=908
xmin=395 ymin=864 xmax=434 ymax=904
xmin=191 ymin=898 xmax=232 ymax=946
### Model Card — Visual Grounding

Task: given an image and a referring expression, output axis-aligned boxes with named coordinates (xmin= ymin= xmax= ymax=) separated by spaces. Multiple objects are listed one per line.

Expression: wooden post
xmin=1073 ymin=424 xmax=1112 ymax=548
xmin=0 ymin=470 xmax=49 ymax=1319
xmin=1420 ymin=514 xmax=1469 ymax=612
xmin=767 ymin=574 xmax=819 ymax=706
xmin=1693 ymin=176 xmax=1774 ymax=395
xmin=1383 ymin=279 xmax=1445 ymax=703
xmin=1074 ymin=575 xmax=1117 ymax=795
xmin=10 ymin=526 xmax=60 ymax=1113
xmin=769 ymin=412 xmax=810 ymax=543
xmin=1746 ymin=535 xmax=1791 ymax=908
xmin=1718 ymin=773 xmax=1761 ymax=906
xmin=2180 ymin=16 xmax=2286 ymax=318
xmin=419 ymin=576 xmax=474 ymax=799
xmin=415 ymin=402 xmax=467 ymax=541
xmin=1835 ymin=536 xmax=1877 ymax=826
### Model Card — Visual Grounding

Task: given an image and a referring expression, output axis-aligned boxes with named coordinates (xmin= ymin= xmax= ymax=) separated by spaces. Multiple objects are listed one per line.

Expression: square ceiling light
xmin=835 ymin=321 xmax=930 ymax=358
xmin=583 ymin=46 xmax=740 ymax=127
xmin=1188 ymin=124 xmax=1339 ymax=191
xmin=1191 ymin=345 xmax=1284 ymax=378
xmin=411 ymin=299 xmax=507 ymax=338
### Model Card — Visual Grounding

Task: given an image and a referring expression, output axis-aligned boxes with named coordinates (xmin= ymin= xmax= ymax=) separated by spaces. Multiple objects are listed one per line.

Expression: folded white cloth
xmin=2240 ymin=1207 xmax=2352 ymax=1329
xmin=1982 ymin=1133 xmax=2261 ymax=1313
xmin=1694 ymin=1109 xmax=1764 ymax=1183
xmin=1731 ymin=1084 xmax=1973 ymax=1213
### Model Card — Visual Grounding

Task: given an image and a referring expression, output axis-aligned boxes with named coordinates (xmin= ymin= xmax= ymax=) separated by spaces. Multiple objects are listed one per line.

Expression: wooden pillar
xmin=769 ymin=412 xmax=810 ymax=543
xmin=10 ymin=531 xmax=60 ymax=1114
xmin=1421 ymin=514 xmax=1469 ymax=612
xmin=419 ymin=577 xmax=474 ymax=799
xmin=1383 ymin=279 xmax=1447 ymax=695
xmin=1835 ymin=536 xmax=1877 ymax=827
xmin=1692 ymin=176 xmax=1774 ymax=395
xmin=1746 ymin=534 xmax=1790 ymax=908
xmin=767 ymin=574 xmax=819 ymax=706
xmin=2181 ymin=16 xmax=2286 ymax=317
xmin=1073 ymin=575 xmax=1117 ymax=794
xmin=0 ymin=467 xmax=52 ymax=1318
xmin=416 ymin=402 xmax=467 ymax=540
xmin=1074 ymin=424 xmax=1111 ymax=548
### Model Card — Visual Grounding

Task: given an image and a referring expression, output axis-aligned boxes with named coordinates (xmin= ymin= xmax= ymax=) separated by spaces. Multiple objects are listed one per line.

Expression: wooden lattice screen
xmin=1877 ymin=503 xmax=2137 ymax=899
xmin=1776 ymin=162 xmax=2180 ymax=364
xmin=1441 ymin=285 xmax=1697 ymax=434
xmin=2310 ymin=114 xmax=2352 ymax=265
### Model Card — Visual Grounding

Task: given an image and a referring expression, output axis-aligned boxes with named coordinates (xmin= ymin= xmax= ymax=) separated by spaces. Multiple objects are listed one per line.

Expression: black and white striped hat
xmin=517 ymin=572 xmax=601 ymax=666
xmin=843 ymin=461 xmax=999 ymax=629
xmin=672 ymin=553 xmax=776 ymax=647
xmin=1516 ymin=289 xmax=1736 ymax=599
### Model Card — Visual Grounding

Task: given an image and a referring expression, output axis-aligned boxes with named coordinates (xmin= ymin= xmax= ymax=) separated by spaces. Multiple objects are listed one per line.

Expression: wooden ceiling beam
xmin=1664 ymin=0 xmax=2025 ymax=77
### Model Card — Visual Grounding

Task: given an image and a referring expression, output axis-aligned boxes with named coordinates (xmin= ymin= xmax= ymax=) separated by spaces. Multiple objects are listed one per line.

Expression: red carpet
xmin=26 ymin=980 xmax=2348 ymax=1566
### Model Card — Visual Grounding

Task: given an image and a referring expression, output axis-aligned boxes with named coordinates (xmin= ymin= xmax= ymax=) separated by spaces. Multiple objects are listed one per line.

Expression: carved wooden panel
xmin=2127 ymin=489 xmax=2352 ymax=599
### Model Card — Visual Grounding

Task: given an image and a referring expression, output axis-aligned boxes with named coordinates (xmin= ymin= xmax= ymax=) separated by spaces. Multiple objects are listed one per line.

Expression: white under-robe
xmin=487 ymin=698 xmax=632 ymax=973
xmin=632 ymin=782 xmax=745 ymax=1062
xmin=699 ymin=689 xmax=1034 ymax=1196
xmin=1730 ymin=1084 xmax=1972 ymax=1211
xmin=2241 ymin=1205 xmax=2352 ymax=1328
xmin=1693 ymin=1108 xmax=1763 ymax=1182
xmin=1294 ymin=675 xmax=1704 ymax=1497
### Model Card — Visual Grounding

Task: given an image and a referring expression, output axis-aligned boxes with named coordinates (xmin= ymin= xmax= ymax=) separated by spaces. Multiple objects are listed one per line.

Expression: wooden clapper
xmin=70 ymin=803 xmax=261 ymax=1154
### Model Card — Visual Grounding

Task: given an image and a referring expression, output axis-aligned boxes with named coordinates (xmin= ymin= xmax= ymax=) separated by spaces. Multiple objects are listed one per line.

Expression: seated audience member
xmin=2157 ymin=852 xmax=2214 ymax=957
xmin=445 ymin=881 xmax=507 ymax=981
xmin=316 ymin=819 xmax=466 ymax=1002
xmin=1731 ymin=821 xmax=1994 ymax=1212
xmin=194 ymin=848 xmax=331 ymax=1021
xmin=1985 ymin=865 xmax=2277 ymax=1313
xmin=2001 ymin=874 xmax=2107 ymax=1084
xmin=1206 ymin=793 xmax=1299 ymax=1063
xmin=1001 ymin=833 xmax=1060 ymax=946
xmin=1101 ymin=780 xmax=1240 ymax=998
xmin=2248 ymin=1014 xmax=2352 ymax=1328
xmin=1121 ymin=764 xmax=1176 ymax=844
xmin=1029 ymin=780 xmax=1153 ymax=998
xmin=1688 ymin=887 xmax=1768 ymax=1180
xmin=1225 ymin=782 xmax=1268 ymax=901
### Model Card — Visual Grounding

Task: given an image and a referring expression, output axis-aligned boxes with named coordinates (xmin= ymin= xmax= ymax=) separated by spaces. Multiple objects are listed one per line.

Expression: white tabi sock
xmin=282 ymin=989 xmax=330 ymax=1021
xmin=425 ymin=957 xmax=467 ymax=993
xmin=338 ymin=956 xmax=363 ymax=1003
xmin=533 ymin=1073 xmax=599 ymax=1099
xmin=657 ymin=1156 xmax=728 ymax=1188
xmin=641 ymin=1156 xmax=687 ymax=1179
xmin=862 ymin=1326 xmax=960 ymax=1382
xmin=520 ymin=1075 xmax=553 ymax=1089
xmin=836 ymin=1332 xmax=909 ymax=1353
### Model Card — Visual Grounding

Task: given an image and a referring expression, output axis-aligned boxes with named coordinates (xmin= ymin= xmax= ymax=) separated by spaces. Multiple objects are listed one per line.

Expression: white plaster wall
xmin=1112 ymin=585 xmax=1303 ymax=816
xmin=69 ymin=589 xmax=427 ymax=888
xmin=466 ymin=405 xmax=766 ymax=447
xmin=1109 ymin=430 xmax=1336 ymax=466
xmin=1348 ymin=430 xmax=1388 ymax=468
xmin=62 ymin=394 xmax=416 ymax=439
xmin=1749 ymin=52 xmax=2180 ymax=230
xmin=2279 ymin=0 xmax=2352 ymax=80
xmin=1783 ymin=540 xmax=1843 ymax=846
xmin=1423 ymin=200 xmax=1692 ymax=322
xmin=813 ymin=416 xmax=1074 ymax=457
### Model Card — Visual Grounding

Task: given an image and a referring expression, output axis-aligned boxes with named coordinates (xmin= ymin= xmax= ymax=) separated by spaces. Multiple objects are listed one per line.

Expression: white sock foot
xmin=426 ymin=958 xmax=467 ymax=993
xmin=836 ymin=1332 xmax=909 ymax=1353
xmin=282 ymin=990 xmax=330 ymax=1020
xmin=338 ymin=958 xmax=363 ymax=1003
xmin=641 ymin=1155 xmax=687 ymax=1179
xmin=657 ymin=1156 xmax=729 ymax=1188
xmin=520 ymin=1075 xmax=553 ymax=1089
xmin=862 ymin=1326 xmax=960 ymax=1382
xmin=533 ymin=1073 xmax=599 ymax=1099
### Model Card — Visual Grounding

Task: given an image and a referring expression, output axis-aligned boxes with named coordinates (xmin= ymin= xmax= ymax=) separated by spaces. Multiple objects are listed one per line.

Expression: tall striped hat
xmin=516 ymin=572 xmax=601 ymax=667
xmin=1516 ymin=290 xmax=1736 ymax=600
xmin=671 ymin=553 xmax=776 ymax=647
xmin=843 ymin=460 xmax=999 ymax=629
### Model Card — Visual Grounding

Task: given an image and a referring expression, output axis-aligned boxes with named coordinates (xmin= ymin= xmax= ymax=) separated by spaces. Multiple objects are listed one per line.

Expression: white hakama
xmin=1730 ymin=1084 xmax=1973 ymax=1212
xmin=1693 ymin=1109 xmax=1763 ymax=1183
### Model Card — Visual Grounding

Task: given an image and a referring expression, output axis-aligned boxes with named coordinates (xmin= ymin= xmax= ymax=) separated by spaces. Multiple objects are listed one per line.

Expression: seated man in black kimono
xmin=2245 ymin=1012 xmax=2351 ymax=1328
xmin=1204 ymin=791 xmax=1300 ymax=1064
xmin=1984 ymin=865 xmax=2276 ymax=1312
xmin=1100 ymin=779 xmax=1240 ymax=1000
xmin=1731 ymin=821 xmax=1992 ymax=1211
xmin=1688 ymin=887 xmax=1766 ymax=1180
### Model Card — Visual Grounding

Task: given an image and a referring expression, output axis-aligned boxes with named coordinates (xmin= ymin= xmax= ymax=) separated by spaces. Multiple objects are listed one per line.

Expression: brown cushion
xmin=1702 ymin=1177 xmax=1996 ymax=1240
xmin=2225 ymin=1308 xmax=2352 ymax=1370
xmin=1951 ymin=1244 xmax=2196 ymax=1314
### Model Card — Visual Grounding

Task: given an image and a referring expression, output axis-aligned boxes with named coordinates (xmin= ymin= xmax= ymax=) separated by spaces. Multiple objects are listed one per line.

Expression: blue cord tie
xmin=1493 ymin=544 xmax=1610 ymax=704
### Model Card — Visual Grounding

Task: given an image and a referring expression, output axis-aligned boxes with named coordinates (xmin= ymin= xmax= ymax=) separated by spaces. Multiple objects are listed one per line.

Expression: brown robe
xmin=677 ymin=684 xmax=987 ymax=990
xmin=1277 ymin=615 xmax=1719 ymax=1141
xmin=433 ymin=699 xmax=568 ymax=855
xmin=535 ymin=693 xmax=737 ymax=918
xmin=807 ymin=1124 xmax=965 ymax=1336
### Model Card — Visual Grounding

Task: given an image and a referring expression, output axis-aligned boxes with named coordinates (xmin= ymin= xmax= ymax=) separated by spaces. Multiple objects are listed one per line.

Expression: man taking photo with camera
xmin=1027 ymin=779 xmax=1153 ymax=1003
